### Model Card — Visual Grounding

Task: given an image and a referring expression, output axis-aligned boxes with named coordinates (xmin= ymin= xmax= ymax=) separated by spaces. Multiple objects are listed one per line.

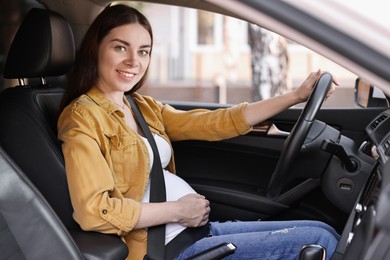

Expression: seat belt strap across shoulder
xmin=128 ymin=95 xmax=166 ymax=260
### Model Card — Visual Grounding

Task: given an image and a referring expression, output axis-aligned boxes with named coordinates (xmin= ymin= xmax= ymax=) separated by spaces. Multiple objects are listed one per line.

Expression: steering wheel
xmin=267 ymin=72 xmax=333 ymax=198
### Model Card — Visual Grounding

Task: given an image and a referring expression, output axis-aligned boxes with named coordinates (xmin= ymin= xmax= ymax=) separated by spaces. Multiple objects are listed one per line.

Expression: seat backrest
xmin=0 ymin=8 xmax=128 ymax=259
xmin=0 ymin=146 xmax=84 ymax=260
xmin=1 ymin=7 xmax=76 ymax=229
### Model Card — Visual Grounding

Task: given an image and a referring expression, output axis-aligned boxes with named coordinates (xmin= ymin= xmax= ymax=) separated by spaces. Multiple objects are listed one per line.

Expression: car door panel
xmin=169 ymin=101 xmax=385 ymax=225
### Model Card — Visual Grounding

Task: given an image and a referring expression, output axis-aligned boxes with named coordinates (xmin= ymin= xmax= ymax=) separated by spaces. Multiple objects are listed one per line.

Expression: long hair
xmin=60 ymin=4 xmax=153 ymax=110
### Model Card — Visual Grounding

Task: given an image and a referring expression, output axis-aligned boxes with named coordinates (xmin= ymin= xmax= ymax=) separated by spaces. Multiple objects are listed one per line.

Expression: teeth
xmin=118 ymin=70 xmax=134 ymax=77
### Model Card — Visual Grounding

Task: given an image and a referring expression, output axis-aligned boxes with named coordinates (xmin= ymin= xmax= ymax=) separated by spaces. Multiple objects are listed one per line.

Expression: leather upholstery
xmin=4 ymin=8 xmax=75 ymax=78
xmin=0 ymin=86 xmax=73 ymax=227
xmin=0 ymin=8 xmax=128 ymax=259
xmin=0 ymin=146 xmax=83 ymax=259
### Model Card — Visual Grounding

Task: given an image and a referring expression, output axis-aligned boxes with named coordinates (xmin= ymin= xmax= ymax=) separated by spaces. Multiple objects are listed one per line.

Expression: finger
xmin=200 ymin=218 xmax=209 ymax=226
xmin=326 ymin=86 xmax=336 ymax=97
xmin=196 ymin=194 xmax=206 ymax=199
xmin=332 ymin=76 xmax=340 ymax=86
xmin=329 ymin=85 xmax=336 ymax=92
xmin=309 ymin=70 xmax=321 ymax=83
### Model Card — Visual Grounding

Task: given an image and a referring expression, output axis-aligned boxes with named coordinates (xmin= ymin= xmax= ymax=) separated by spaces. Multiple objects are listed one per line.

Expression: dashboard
xmin=366 ymin=110 xmax=390 ymax=164
xmin=333 ymin=109 xmax=390 ymax=259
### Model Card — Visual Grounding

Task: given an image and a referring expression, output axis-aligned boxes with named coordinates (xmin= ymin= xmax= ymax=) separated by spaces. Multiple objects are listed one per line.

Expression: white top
xmin=141 ymin=134 xmax=196 ymax=244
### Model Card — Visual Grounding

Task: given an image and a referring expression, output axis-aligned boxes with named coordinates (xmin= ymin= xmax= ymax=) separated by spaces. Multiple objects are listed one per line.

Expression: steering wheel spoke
xmin=267 ymin=72 xmax=333 ymax=198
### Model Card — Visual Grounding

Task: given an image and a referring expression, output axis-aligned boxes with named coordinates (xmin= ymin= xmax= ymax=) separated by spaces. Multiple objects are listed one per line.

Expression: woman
xmin=58 ymin=4 xmax=339 ymax=260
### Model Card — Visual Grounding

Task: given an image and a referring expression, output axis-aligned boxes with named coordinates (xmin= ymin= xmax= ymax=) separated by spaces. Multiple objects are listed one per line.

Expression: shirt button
xmin=102 ymin=209 xmax=108 ymax=214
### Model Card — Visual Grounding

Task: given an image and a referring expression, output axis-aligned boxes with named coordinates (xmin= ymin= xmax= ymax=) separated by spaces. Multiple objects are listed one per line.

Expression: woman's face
xmin=96 ymin=23 xmax=151 ymax=95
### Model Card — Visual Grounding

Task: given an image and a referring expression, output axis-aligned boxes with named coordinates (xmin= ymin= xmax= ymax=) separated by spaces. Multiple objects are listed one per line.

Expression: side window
xmin=139 ymin=4 xmax=358 ymax=108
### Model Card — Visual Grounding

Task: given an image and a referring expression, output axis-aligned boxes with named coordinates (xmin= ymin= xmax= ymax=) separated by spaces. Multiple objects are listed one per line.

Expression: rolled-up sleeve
xmin=58 ymin=106 xmax=142 ymax=236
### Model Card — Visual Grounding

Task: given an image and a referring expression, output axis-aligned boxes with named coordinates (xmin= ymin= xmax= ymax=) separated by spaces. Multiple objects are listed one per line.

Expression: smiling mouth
xmin=117 ymin=70 xmax=135 ymax=78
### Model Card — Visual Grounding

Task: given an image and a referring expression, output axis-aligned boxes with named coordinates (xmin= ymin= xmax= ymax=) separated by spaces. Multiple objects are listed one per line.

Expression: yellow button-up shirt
xmin=57 ymin=87 xmax=252 ymax=259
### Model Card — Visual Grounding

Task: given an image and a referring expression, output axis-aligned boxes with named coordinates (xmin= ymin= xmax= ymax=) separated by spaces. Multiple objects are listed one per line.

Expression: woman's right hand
xmin=294 ymin=69 xmax=338 ymax=102
xmin=176 ymin=194 xmax=210 ymax=227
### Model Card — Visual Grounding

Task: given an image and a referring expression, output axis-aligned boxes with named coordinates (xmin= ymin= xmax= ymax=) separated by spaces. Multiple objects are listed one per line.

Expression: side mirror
xmin=355 ymin=78 xmax=388 ymax=108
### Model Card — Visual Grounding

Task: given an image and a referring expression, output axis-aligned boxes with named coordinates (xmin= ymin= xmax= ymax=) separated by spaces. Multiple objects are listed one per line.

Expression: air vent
xmin=370 ymin=114 xmax=388 ymax=130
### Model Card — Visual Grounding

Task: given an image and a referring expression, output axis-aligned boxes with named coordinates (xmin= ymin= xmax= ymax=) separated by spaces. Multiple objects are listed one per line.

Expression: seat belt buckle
xmin=186 ymin=242 xmax=237 ymax=260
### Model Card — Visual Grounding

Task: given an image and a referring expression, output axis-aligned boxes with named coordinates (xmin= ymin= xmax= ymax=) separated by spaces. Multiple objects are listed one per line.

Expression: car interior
xmin=1 ymin=2 xmax=390 ymax=260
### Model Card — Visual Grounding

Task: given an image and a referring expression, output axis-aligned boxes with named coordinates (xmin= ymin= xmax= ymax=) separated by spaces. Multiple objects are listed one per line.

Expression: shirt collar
xmin=86 ymin=87 xmax=128 ymax=116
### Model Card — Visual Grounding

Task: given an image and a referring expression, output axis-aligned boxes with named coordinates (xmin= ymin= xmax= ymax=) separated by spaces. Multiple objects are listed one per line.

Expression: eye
xmin=139 ymin=49 xmax=150 ymax=56
xmin=114 ymin=45 xmax=126 ymax=52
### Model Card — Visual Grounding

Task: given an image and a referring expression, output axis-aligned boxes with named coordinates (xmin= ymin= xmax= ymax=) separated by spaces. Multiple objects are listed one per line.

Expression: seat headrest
xmin=4 ymin=8 xmax=75 ymax=79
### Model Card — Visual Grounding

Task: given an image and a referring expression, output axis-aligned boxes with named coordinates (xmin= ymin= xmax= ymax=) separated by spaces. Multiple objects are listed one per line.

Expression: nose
xmin=124 ymin=58 xmax=139 ymax=67
xmin=124 ymin=51 xmax=140 ymax=67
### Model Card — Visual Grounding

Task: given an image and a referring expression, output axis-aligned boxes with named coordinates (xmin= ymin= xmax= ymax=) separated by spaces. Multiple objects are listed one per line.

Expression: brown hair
xmin=60 ymin=4 xmax=153 ymax=110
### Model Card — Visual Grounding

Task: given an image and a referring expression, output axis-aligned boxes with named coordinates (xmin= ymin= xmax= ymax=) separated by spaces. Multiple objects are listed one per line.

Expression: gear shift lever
xmin=321 ymin=139 xmax=358 ymax=172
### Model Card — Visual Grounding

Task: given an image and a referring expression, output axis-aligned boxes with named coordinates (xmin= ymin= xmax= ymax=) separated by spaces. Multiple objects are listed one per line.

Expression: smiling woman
xmin=96 ymin=24 xmax=151 ymax=102
xmin=57 ymin=4 xmax=340 ymax=260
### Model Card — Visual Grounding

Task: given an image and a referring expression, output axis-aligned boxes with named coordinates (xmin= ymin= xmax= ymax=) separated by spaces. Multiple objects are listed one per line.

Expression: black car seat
xmin=0 ymin=146 xmax=84 ymax=259
xmin=1 ymin=8 xmax=128 ymax=259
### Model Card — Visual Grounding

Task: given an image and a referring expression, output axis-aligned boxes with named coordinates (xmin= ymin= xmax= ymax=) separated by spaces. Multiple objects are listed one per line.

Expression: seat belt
xmin=128 ymin=96 xmax=236 ymax=260
xmin=128 ymin=96 xmax=166 ymax=260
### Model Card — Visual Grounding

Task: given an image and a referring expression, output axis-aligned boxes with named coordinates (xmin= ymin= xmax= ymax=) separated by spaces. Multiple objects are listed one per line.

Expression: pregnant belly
xmin=142 ymin=170 xmax=197 ymax=244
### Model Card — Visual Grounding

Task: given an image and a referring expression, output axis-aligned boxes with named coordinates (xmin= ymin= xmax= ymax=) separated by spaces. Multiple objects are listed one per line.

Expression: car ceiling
xmin=39 ymin=0 xmax=241 ymax=25
xmin=37 ymin=0 xmax=390 ymax=94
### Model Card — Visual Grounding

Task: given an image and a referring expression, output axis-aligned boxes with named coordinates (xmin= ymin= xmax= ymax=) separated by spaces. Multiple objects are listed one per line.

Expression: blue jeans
xmin=177 ymin=220 xmax=340 ymax=260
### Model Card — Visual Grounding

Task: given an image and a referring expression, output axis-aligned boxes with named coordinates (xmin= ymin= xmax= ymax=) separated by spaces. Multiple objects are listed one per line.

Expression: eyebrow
xmin=110 ymin=38 xmax=151 ymax=49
